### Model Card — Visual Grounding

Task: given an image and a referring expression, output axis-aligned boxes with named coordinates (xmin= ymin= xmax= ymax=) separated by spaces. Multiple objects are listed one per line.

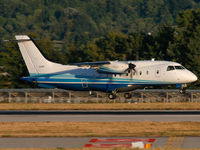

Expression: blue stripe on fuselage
xmin=22 ymin=73 xmax=173 ymax=92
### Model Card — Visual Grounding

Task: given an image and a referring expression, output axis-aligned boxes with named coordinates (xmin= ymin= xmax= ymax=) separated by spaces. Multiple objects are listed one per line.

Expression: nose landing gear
xmin=178 ymin=83 xmax=187 ymax=94
xmin=179 ymin=88 xmax=186 ymax=94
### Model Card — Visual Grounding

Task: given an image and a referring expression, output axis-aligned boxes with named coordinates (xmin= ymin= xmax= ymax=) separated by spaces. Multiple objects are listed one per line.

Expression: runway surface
xmin=0 ymin=110 xmax=200 ymax=122
xmin=0 ymin=137 xmax=199 ymax=148
xmin=0 ymin=110 xmax=200 ymax=148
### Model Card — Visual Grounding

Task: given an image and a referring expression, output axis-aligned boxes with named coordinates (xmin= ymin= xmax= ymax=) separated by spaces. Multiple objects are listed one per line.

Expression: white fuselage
xmin=15 ymin=35 xmax=197 ymax=93
xmin=23 ymin=60 xmax=197 ymax=92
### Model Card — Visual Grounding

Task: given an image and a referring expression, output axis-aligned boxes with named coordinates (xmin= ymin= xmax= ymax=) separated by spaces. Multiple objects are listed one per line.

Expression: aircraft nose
xmin=178 ymin=70 xmax=198 ymax=83
xmin=184 ymin=71 xmax=198 ymax=83
xmin=190 ymin=73 xmax=198 ymax=82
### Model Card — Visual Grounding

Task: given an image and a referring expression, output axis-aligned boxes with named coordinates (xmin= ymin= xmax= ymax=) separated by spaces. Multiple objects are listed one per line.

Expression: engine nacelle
xmin=97 ymin=61 xmax=128 ymax=74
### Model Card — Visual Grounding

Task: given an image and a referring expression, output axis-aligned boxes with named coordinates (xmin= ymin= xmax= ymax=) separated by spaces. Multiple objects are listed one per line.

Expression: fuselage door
xmin=81 ymin=79 xmax=88 ymax=88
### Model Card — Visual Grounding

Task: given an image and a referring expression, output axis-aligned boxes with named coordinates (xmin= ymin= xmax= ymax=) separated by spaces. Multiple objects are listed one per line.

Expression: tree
xmin=153 ymin=25 xmax=175 ymax=60
xmin=95 ymin=32 xmax=129 ymax=60
xmin=127 ymin=32 xmax=155 ymax=60
xmin=168 ymin=9 xmax=200 ymax=86
xmin=0 ymin=41 xmax=31 ymax=88
xmin=0 ymin=33 xmax=68 ymax=88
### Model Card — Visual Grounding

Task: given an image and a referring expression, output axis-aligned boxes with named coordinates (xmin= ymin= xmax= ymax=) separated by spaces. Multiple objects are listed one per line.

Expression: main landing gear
xmin=108 ymin=93 xmax=116 ymax=99
xmin=108 ymin=91 xmax=132 ymax=99
xmin=124 ymin=93 xmax=132 ymax=99
xmin=108 ymin=89 xmax=118 ymax=99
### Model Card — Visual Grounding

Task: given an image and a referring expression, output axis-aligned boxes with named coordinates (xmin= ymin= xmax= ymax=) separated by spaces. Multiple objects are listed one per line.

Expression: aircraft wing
xmin=70 ymin=61 xmax=111 ymax=66
xmin=71 ymin=61 xmax=135 ymax=74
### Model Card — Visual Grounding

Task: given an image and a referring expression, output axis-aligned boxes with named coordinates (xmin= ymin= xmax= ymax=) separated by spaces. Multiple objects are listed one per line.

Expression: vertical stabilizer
xmin=15 ymin=35 xmax=66 ymax=76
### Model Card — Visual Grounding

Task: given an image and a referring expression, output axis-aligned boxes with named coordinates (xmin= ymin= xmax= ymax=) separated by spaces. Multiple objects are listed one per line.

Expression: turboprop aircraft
xmin=14 ymin=35 xmax=197 ymax=99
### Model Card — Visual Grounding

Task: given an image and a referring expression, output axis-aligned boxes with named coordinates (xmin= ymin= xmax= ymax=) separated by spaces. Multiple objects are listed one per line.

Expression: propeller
xmin=128 ymin=63 xmax=136 ymax=70
xmin=125 ymin=63 xmax=136 ymax=73
xmin=124 ymin=63 xmax=136 ymax=79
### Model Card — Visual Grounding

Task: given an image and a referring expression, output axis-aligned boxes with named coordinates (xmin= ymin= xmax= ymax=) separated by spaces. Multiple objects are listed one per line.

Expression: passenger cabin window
xmin=146 ymin=71 xmax=149 ymax=75
xmin=167 ymin=66 xmax=175 ymax=71
xmin=139 ymin=71 xmax=142 ymax=75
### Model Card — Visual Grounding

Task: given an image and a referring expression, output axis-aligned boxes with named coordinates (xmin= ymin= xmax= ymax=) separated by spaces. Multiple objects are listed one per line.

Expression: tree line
xmin=1 ymin=9 xmax=200 ymax=88
xmin=0 ymin=0 xmax=200 ymax=47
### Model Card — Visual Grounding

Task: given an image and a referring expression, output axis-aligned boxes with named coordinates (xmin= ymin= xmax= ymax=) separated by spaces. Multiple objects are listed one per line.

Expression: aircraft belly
xmin=32 ymin=76 xmax=174 ymax=92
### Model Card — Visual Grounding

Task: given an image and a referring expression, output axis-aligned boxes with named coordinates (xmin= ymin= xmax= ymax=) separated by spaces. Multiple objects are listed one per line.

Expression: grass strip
xmin=0 ymin=103 xmax=200 ymax=110
xmin=0 ymin=122 xmax=200 ymax=137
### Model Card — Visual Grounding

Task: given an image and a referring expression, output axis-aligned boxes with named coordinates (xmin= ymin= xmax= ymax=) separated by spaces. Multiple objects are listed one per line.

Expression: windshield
xmin=167 ymin=66 xmax=175 ymax=71
xmin=175 ymin=66 xmax=185 ymax=70
xmin=167 ymin=65 xmax=185 ymax=71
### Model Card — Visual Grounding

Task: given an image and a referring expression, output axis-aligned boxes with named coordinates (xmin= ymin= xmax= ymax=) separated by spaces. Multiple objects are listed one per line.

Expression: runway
xmin=0 ymin=110 xmax=200 ymax=122
xmin=0 ymin=137 xmax=199 ymax=148
xmin=0 ymin=110 xmax=200 ymax=148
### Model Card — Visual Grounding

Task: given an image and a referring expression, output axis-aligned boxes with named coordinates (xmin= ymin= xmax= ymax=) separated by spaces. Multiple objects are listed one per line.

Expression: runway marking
xmin=89 ymin=138 xmax=156 ymax=143
xmin=165 ymin=136 xmax=184 ymax=149
xmin=84 ymin=143 xmax=132 ymax=148
xmin=177 ymin=137 xmax=184 ymax=148
xmin=84 ymin=138 xmax=155 ymax=148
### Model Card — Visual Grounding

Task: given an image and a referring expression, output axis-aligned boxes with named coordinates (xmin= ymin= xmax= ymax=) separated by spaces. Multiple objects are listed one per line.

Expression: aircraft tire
xmin=124 ymin=93 xmax=132 ymax=99
xmin=108 ymin=93 xmax=116 ymax=99
xmin=179 ymin=88 xmax=186 ymax=94
xmin=89 ymin=91 xmax=93 ymax=95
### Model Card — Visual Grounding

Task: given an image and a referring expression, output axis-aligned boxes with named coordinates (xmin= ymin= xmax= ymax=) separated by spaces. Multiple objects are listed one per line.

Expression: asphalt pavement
xmin=0 ymin=110 xmax=200 ymax=122
xmin=0 ymin=110 xmax=200 ymax=148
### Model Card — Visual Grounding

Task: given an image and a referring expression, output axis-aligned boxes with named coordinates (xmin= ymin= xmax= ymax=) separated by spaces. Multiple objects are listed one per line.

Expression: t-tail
xmin=15 ymin=35 xmax=67 ymax=76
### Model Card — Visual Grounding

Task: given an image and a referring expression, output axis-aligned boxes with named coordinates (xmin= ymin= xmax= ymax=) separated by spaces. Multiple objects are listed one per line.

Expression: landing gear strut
xmin=108 ymin=89 xmax=118 ymax=99
xmin=124 ymin=93 xmax=132 ymax=99
xmin=108 ymin=93 xmax=116 ymax=99
xmin=179 ymin=88 xmax=186 ymax=94
xmin=179 ymin=84 xmax=187 ymax=94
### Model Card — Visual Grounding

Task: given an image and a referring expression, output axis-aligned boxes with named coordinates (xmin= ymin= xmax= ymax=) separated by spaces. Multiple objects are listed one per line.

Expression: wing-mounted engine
xmin=97 ymin=61 xmax=136 ymax=74
xmin=70 ymin=61 xmax=136 ymax=74
xmin=97 ymin=62 xmax=128 ymax=74
xmin=124 ymin=63 xmax=136 ymax=73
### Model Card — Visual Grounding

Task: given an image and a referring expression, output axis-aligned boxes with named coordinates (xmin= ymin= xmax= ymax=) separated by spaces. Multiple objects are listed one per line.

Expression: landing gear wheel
xmin=108 ymin=93 xmax=116 ymax=99
xmin=89 ymin=91 xmax=93 ymax=96
xmin=124 ymin=93 xmax=132 ymax=99
xmin=179 ymin=88 xmax=186 ymax=94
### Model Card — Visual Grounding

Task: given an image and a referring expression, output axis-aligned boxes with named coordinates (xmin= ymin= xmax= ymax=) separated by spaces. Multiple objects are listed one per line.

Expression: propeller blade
xmin=124 ymin=63 xmax=136 ymax=73
xmin=129 ymin=63 xmax=136 ymax=69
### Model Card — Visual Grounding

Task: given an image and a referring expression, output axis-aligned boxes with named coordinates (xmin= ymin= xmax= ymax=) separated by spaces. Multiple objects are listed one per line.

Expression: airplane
xmin=14 ymin=35 xmax=198 ymax=99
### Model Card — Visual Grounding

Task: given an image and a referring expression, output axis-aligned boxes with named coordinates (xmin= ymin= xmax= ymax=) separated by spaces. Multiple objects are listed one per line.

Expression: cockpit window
xmin=167 ymin=66 xmax=175 ymax=71
xmin=175 ymin=66 xmax=185 ymax=70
